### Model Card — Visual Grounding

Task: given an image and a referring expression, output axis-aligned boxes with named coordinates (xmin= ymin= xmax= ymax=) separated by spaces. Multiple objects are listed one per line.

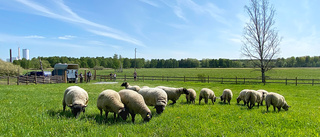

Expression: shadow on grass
xmin=47 ymin=109 xmax=74 ymax=119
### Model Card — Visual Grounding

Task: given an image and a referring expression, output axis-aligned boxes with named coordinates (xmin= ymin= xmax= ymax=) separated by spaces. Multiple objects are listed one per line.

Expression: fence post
xmin=221 ymin=78 xmax=223 ymax=84
xmin=244 ymin=78 xmax=246 ymax=84
xmin=124 ymin=74 xmax=126 ymax=81
xmin=17 ymin=76 xmax=19 ymax=85
xmin=296 ymin=77 xmax=298 ymax=86
xmin=26 ymin=76 xmax=28 ymax=85
xmin=285 ymin=78 xmax=287 ymax=85
xmin=35 ymin=76 xmax=37 ymax=84
xmin=208 ymin=76 xmax=209 ymax=83
xmin=184 ymin=76 xmax=186 ymax=82
xmin=236 ymin=77 xmax=238 ymax=84
xmin=162 ymin=75 xmax=164 ymax=81
xmin=7 ymin=76 xmax=9 ymax=85
xmin=143 ymin=75 xmax=145 ymax=82
xmin=167 ymin=76 xmax=168 ymax=82
xmin=312 ymin=79 xmax=314 ymax=86
xmin=84 ymin=70 xmax=87 ymax=83
xmin=94 ymin=70 xmax=97 ymax=80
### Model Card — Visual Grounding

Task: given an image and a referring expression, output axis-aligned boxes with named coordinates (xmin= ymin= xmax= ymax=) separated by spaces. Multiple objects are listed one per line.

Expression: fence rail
xmin=0 ymin=75 xmax=65 ymax=85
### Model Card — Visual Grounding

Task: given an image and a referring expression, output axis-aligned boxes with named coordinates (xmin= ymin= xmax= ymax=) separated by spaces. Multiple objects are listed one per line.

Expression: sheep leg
xmin=228 ymin=100 xmax=231 ymax=105
xmin=113 ymin=113 xmax=117 ymax=121
xmin=63 ymin=102 xmax=66 ymax=112
xmin=99 ymin=109 xmax=102 ymax=116
xmin=205 ymin=98 xmax=208 ymax=104
xmin=277 ymin=107 xmax=281 ymax=112
xmin=266 ymin=105 xmax=269 ymax=112
xmin=131 ymin=113 xmax=136 ymax=123
xmin=105 ymin=111 xmax=109 ymax=119
xmin=170 ymin=100 xmax=176 ymax=105
xmin=199 ymin=96 xmax=203 ymax=105
xmin=243 ymin=101 xmax=246 ymax=106
xmin=273 ymin=105 xmax=276 ymax=112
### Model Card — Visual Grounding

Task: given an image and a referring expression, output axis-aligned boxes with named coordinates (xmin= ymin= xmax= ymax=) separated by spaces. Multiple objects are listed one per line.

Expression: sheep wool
xmin=220 ymin=89 xmax=233 ymax=105
xmin=97 ymin=90 xmax=127 ymax=120
xmin=119 ymin=89 xmax=152 ymax=123
xmin=237 ymin=89 xmax=249 ymax=105
xmin=139 ymin=88 xmax=167 ymax=114
xmin=156 ymin=86 xmax=189 ymax=105
xmin=245 ymin=90 xmax=263 ymax=109
xmin=62 ymin=86 xmax=88 ymax=117
xmin=266 ymin=92 xmax=290 ymax=112
xmin=186 ymin=88 xmax=196 ymax=104
xmin=257 ymin=89 xmax=269 ymax=105
xmin=199 ymin=88 xmax=216 ymax=105
xmin=121 ymin=82 xmax=141 ymax=92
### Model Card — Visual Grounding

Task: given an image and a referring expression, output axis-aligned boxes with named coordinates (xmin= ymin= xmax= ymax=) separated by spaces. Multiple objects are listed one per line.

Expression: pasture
xmin=1 ymin=68 xmax=320 ymax=136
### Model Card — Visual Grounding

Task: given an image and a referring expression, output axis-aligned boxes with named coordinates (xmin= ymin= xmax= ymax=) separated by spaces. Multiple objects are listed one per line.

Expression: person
xmin=113 ymin=73 xmax=116 ymax=81
xmin=87 ymin=71 xmax=92 ymax=83
xmin=133 ymin=71 xmax=137 ymax=81
xmin=79 ymin=72 xmax=83 ymax=83
xmin=109 ymin=73 xmax=113 ymax=81
xmin=75 ymin=71 xmax=78 ymax=83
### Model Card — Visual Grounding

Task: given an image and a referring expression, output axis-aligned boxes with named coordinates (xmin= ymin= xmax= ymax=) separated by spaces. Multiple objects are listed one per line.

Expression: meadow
xmin=1 ymin=68 xmax=320 ymax=136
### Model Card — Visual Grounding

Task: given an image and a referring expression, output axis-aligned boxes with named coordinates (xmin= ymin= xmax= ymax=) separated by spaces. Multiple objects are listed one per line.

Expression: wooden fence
xmin=97 ymin=75 xmax=320 ymax=86
xmin=0 ymin=75 xmax=65 ymax=85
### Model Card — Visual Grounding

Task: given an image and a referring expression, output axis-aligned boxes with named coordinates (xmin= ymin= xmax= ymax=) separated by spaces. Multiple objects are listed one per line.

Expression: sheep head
xmin=182 ymin=88 xmax=189 ymax=95
xmin=68 ymin=104 xmax=87 ymax=118
xmin=121 ymin=82 xmax=128 ymax=87
xmin=144 ymin=112 xmax=152 ymax=122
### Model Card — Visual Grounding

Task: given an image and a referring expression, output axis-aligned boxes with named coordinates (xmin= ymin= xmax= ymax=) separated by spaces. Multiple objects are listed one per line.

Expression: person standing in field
xmin=133 ymin=71 xmax=137 ymax=81
xmin=79 ymin=72 xmax=83 ymax=83
xmin=87 ymin=71 xmax=92 ymax=83
xmin=109 ymin=73 xmax=113 ymax=81
xmin=113 ymin=73 xmax=116 ymax=81
xmin=75 ymin=71 xmax=78 ymax=83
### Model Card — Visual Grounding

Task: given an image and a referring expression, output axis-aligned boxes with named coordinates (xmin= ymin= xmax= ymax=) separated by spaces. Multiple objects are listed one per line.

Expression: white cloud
xmin=58 ymin=35 xmax=76 ymax=40
xmin=24 ymin=35 xmax=45 ymax=39
xmin=138 ymin=0 xmax=159 ymax=7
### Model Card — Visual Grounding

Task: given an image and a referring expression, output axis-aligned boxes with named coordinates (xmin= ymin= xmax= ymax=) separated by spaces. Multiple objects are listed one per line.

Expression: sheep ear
xmin=82 ymin=105 xmax=87 ymax=108
xmin=68 ymin=104 xmax=73 ymax=108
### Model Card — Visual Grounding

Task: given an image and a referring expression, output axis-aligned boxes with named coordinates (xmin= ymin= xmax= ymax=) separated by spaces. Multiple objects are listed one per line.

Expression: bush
xmin=0 ymin=60 xmax=24 ymax=76
xmin=197 ymin=73 xmax=206 ymax=83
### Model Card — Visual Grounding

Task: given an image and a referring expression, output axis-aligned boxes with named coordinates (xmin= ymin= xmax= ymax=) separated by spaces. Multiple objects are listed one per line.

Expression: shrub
xmin=0 ymin=59 xmax=24 ymax=76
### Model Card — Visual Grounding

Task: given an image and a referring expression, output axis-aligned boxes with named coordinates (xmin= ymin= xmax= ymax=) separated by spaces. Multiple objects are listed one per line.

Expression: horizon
xmin=1 ymin=0 xmax=319 ymax=61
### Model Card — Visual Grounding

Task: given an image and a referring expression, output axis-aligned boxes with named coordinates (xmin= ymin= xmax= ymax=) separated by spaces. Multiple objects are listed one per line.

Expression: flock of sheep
xmin=62 ymin=82 xmax=290 ymax=123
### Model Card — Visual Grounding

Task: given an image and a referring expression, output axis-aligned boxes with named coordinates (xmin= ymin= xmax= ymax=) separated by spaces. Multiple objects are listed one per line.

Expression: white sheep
xmin=141 ymin=86 xmax=150 ymax=89
xmin=265 ymin=92 xmax=290 ymax=112
xmin=138 ymin=88 xmax=167 ymax=114
xmin=220 ymin=89 xmax=233 ymax=105
xmin=199 ymin=88 xmax=216 ymax=105
xmin=97 ymin=90 xmax=127 ymax=121
xmin=245 ymin=90 xmax=263 ymax=109
xmin=257 ymin=89 xmax=269 ymax=105
xmin=119 ymin=89 xmax=152 ymax=123
xmin=121 ymin=82 xmax=141 ymax=92
xmin=186 ymin=88 xmax=196 ymax=104
xmin=62 ymin=86 xmax=88 ymax=117
xmin=156 ymin=86 xmax=189 ymax=105
xmin=237 ymin=89 xmax=249 ymax=105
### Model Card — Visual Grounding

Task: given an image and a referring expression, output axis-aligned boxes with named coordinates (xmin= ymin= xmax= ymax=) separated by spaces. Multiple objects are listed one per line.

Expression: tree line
xmin=12 ymin=55 xmax=320 ymax=69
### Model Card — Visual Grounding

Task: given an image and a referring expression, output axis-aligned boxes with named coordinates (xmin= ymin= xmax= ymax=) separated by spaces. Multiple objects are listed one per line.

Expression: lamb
xmin=138 ymin=88 xmax=167 ymax=114
xmin=245 ymin=90 xmax=263 ymax=109
xmin=186 ymin=88 xmax=196 ymax=104
xmin=96 ymin=90 xmax=127 ymax=121
xmin=237 ymin=89 xmax=249 ymax=105
xmin=121 ymin=82 xmax=141 ymax=92
xmin=156 ymin=86 xmax=189 ymax=105
xmin=220 ymin=89 xmax=233 ymax=105
xmin=257 ymin=89 xmax=269 ymax=105
xmin=62 ymin=86 xmax=88 ymax=117
xmin=119 ymin=89 xmax=152 ymax=123
xmin=199 ymin=88 xmax=216 ymax=105
xmin=265 ymin=92 xmax=290 ymax=112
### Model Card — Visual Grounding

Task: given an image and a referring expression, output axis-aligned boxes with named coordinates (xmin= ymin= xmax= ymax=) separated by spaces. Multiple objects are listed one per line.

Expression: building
xmin=23 ymin=49 xmax=29 ymax=60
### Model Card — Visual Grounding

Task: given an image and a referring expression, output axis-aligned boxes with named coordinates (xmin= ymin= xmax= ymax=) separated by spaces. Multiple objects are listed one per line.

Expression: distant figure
xmin=113 ymin=73 xmax=117 ymax=81
xmin=133 ymin=71 xmax=137 ymax=81
xmin=79 ymin=72 xmax=83 ymax=83
xmin=109 ymin=73 xmax=113 ymax=81
xmin=87 ymin=71 xmax=92 ymax=83
xmin=75 ymin=71 xmax=78 ymax=83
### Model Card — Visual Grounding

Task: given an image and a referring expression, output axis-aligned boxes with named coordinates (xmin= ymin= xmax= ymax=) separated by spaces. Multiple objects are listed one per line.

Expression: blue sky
xmin=0 ymin=0 xmax=319 ymax=61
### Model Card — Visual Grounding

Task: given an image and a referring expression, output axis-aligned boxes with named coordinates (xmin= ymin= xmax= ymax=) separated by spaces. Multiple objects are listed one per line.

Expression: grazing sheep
xmin=156 ymin=86 xmax=189 ymax=105
xmin=266 ymin=92 xmax=290 ymax=112
xmin=97 ymin=90 xmax=127 ymax=121
xmin=62 ymin=86 xmax=88 ymax=117
xmin=220 ymin=89 xmax=233 ymax=105
xmin=141 ymin=86 xmax=150 ymax=89
xmin=245 ymin=90 xmax=263 ymax=109
xmin=119 ymin=89 xmax=152 ymax=123
xmin=186 ymin=88 xmax=196 ymax=104
xmin=121 ymin=82 xmax=141 ymax=92
xmin=139 ymin=88 xmax=167 ymax=114
xmin=257 ymin=89 xmax=269 ymax=105
xmin=199 ymin=88 xmax=216 ymax=105
xmin=237 ymin=89 xmax=249 ymax=105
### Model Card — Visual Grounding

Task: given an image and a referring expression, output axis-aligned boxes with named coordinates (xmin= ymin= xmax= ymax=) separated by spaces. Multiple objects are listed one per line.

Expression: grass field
xmin=1 ymin=68 xmax=320 ymax=136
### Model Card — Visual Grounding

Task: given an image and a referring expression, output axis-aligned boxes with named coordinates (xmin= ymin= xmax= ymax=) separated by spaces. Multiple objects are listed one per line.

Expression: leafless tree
xmin=242 ymin=0 xmax=281 ymax=83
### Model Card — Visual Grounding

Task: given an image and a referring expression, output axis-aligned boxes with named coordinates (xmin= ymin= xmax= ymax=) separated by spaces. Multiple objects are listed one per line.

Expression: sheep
xmin=220 ymin=89 xmax=233 ymax=105
xmin=257 ymin=89 xmax=269 ymax=106
xmin=245 ymin=90 xmax=263 ymax=109
xmin=237 ymin=89 xmax=249 ymax=105
xmin=156 ymin=86 xmax=189 ymax=105
xmin=265 ymin=92 xmax=290 ymax=112
xmin=96 ymin=90 xmax=127 ymax=121
xmin=119 ymin=89 xmax=152 ymax=123
xmin=199 ymin=88 xmax=216 ymax=105
xmin=186 ymin=88 xmax=196 ymax=104
xmin=141 ymin=86 xmax=150 ymax=89
xmin=138 ymin=88 xmax=167 ymax=114
xmin=62 ymin=86 xmax=88 ymax=117
xmin=121 ymin=82 xmax=141 ymax=92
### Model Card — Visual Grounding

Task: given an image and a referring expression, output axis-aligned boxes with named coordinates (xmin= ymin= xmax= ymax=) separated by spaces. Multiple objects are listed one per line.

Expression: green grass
xmin=1 ymin=68 xmax=320 ymax=136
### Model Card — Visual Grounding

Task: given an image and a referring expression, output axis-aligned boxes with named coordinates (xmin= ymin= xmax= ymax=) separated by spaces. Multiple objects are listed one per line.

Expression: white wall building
xmin=23 ymin=49 xmax=29 ymax=60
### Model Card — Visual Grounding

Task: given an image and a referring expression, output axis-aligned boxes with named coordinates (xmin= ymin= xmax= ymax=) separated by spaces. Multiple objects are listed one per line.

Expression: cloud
xmin=138 ymin=0 xmax=159 ymax=7
xmin=58 ymin=35 xmax=76 ymax=40
xmin=14 ymin=0 xmax=144 ymax=47
xmin=24 ymin=35 xmax=45 ymax=39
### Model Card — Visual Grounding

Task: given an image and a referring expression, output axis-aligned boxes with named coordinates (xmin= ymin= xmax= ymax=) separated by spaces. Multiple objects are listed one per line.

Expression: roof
xmin=54 ymin=63 xmax=79 ymax=69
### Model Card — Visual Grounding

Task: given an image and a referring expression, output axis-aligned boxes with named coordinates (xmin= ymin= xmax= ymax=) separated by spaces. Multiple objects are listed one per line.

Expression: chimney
xmin=10 ymin=49 xmax=12 ymax=62
xmin=18 ymin=47 xmax=20 ymax=60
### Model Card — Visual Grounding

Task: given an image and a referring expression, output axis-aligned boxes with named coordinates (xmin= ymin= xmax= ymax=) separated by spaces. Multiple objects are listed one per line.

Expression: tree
xmin=242 ymin=0 xmax=281 ymax=83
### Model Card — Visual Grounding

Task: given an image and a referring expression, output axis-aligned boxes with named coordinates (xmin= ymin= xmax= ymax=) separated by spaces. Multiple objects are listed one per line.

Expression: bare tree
xmin=242 ymin=0 xmax=281 ymax=83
